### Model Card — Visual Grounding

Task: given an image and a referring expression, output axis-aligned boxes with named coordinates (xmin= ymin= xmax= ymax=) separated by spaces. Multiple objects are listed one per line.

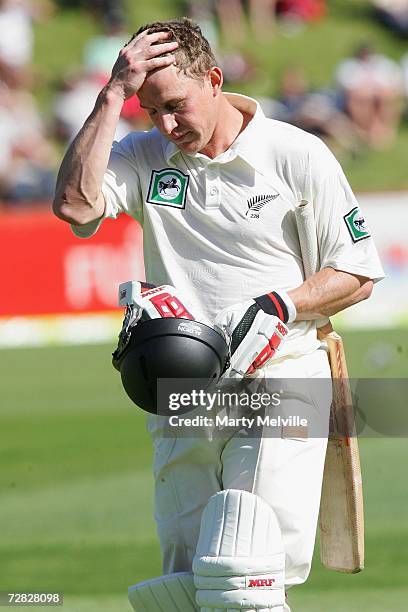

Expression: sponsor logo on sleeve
xmin=343 ymin=206 xmax=371 ymax=242
xmin=245 ymin=577 xmax=276 ymax=589
xmin=147 ymin=168 xmax=189 ymax=209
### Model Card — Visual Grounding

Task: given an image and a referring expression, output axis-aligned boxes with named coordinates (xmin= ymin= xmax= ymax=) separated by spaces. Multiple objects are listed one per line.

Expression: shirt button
xmin=210 ymin=187 xmax=218 ymax=196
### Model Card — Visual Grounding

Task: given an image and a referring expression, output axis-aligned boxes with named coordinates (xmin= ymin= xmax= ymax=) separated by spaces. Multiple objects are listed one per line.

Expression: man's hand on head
xmin=107 ymin=30 xmax=178 ymax=100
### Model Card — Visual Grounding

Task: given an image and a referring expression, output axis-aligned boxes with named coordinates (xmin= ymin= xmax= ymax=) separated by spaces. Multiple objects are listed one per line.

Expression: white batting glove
xmin=118 ymin=280 xmax=196 ymax=321
xmin=113 ymin=281 xmax=197 ymax=370
xmin=214 ymin=292 xmax=294 ymax=378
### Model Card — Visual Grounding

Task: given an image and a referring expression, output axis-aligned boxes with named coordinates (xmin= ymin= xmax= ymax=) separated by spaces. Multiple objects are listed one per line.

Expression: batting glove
xmin=118 ymin=280 xmax=195 ymax=321
xmin=214 ymin=291 xmax=296 ymax=378
xmin=113 ymin=281 xmax=195 ymax=369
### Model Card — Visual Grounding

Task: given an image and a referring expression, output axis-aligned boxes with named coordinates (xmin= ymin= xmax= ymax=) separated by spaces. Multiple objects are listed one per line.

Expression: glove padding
xmin=113 ymin=281 xmax=195 ymax=369
xmin=214 ymin=299 xmax=289 ymax=378
xmin=123 ymin=281 xmax=195 ymax=322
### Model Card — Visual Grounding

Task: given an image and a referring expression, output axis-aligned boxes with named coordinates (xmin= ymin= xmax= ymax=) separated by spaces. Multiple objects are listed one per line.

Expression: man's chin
xmin=177 ymin=138 xmax=201 ymax=154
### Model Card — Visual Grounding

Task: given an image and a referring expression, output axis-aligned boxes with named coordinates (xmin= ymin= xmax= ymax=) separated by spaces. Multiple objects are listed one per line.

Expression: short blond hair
xmin=133 ymin=17 xmax=217 ymax=80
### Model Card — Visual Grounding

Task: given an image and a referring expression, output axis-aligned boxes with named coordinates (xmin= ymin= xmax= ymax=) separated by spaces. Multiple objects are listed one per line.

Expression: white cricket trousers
xmin=148 ymin=347 xmax=332 ymax=589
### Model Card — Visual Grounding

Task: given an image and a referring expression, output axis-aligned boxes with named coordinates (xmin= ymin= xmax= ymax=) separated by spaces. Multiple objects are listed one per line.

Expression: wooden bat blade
xmin=318 ymin=330 xmax=364 ymax=573
xmin=294 ymin=199 xmax=364 ymax=573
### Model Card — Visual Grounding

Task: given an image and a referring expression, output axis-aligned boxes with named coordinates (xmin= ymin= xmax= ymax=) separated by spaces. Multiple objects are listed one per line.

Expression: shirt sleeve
xmin=312 ymin=143 xmax=385 ymax=282
xmin=71 ymin=134 xmax=143 ymax=239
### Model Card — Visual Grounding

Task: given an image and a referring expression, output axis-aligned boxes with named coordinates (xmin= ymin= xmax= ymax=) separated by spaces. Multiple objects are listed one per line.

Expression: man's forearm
xmin=53 ymin=86 xmax=124 ymax=225
xmin=288 ymin=268 xmax=373 ymax=321
xmin=53 ymin=30 xmax=179 ymax=227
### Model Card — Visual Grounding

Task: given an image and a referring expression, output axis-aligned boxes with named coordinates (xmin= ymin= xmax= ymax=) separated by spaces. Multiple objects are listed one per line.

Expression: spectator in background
xmin=215 ymin=0 xmax=277 ymax=44
xmin=53 ymin=11 xmax=149 ymax=146
xmin=400 ymin=52 xmax=408 ymax=97
xmin=84 ymin=0 xmax=124 ymax=21
xmin=0 ymin=80 xmax=56 ymax=204
xmin=335 ymin=43 xmax=404 ymax=149
xmin=184 ymin=2 xmax=257 ymax=83
xmin=275 ymin=66 xmax=361 ymax=157
xmin=52 ymin=71 xmax=135 ymax=144
xmin=0 ymin=0 xmax=53 ymax=87
xmin=194 ymin=0 xmax=326 ymax=46
xmin=184 ymin=1 xmax=219 ymax=50
xmin=371 ymin=0 xmax=408 ymax=38
xmin=53 ymin=72 xmax=110 ymax=144
xmin=276 ymin=0 xmax=326 ymax=24
xmin=83 ymin=10 xmax=128 ymax=80
xmin=0 ymin=0 xmax=34 ymax=87
xmin=83 ymin=8 xmax=149 ymax=133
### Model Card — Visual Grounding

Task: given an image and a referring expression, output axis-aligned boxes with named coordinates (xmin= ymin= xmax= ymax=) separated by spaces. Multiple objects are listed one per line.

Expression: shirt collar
xmin=164 ymin=93 xmax=268 ymax=173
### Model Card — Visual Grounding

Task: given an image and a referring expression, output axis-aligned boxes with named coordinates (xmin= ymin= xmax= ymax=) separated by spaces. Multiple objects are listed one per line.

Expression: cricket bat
xmin=295 ymin=199 xmax=364 ymax=573
xmin=317 ymin=325 xmax=364 ymax=573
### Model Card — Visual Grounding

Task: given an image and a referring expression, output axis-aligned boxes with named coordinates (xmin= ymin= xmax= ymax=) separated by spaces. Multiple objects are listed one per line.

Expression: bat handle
xmin=317 ymin=320 xmax=334 ymax=351
xmin=317 ymin=321 xmax=334 ymax=338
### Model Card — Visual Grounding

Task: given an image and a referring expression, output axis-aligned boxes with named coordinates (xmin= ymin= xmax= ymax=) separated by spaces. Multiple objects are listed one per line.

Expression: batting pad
xmin=128 ymin=571 xmax=198 ymax=611
xmin=193 ymin=490 xmax=285 ymax=610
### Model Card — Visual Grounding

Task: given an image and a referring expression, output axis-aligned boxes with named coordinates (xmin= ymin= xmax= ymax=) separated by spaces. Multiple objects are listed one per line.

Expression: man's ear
xmin=208 ymin=67 xmax=223 ymax=96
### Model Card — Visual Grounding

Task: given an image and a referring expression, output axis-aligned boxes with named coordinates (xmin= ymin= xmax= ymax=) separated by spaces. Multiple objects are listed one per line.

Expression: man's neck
xmin=199 ymin=95 xmax=252 ymax=159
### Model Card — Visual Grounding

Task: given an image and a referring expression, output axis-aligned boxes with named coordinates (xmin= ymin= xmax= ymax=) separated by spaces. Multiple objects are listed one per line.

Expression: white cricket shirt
xmin=73 ymin=93 xmax=384 ymax=357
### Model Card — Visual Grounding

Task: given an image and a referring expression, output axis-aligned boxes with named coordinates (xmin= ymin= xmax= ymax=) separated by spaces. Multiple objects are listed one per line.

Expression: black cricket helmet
xmin=112 ymin=314 xmax=229 ymax=414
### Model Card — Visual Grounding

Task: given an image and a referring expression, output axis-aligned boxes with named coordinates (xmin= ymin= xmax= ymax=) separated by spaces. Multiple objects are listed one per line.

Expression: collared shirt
xmin=73 ymin=93 xmax=384 ymax=357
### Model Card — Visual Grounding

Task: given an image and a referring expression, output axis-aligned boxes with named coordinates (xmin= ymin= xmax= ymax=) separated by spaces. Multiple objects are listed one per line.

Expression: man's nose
xmin=160 ymin=113 xmax=177 ymax=135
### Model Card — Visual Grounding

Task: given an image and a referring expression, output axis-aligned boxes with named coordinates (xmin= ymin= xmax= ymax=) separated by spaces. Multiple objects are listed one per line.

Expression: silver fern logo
xmin=246 ymin=193 xmax=279 ymax=218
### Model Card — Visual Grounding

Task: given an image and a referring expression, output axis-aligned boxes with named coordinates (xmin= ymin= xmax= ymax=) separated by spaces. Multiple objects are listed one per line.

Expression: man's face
xmin=137 ymin=65 xmax=219 ymax=155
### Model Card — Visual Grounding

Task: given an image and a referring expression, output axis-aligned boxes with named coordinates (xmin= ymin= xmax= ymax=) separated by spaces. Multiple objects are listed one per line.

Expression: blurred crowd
xmin=1 ymin=0 xmax=408 ymax=206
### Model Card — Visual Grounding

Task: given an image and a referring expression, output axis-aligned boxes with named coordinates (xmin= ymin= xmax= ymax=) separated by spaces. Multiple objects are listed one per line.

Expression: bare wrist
xmin=98 ymin=84 xmax=127 ymax=109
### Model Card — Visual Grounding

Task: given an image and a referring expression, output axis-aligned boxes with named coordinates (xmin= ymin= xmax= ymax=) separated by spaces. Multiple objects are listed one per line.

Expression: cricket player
xmin=53 ymin=18 xmax=384 ymax=611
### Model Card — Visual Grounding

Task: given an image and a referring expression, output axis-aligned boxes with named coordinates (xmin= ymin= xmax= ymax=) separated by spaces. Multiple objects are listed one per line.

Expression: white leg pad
xmin=193 ymin=490 xmax=285 ymax=610
xmin=128 ymin=571 xmax=198 ymax=611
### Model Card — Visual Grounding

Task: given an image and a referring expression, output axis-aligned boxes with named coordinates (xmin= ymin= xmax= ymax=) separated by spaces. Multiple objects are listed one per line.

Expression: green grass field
xmin=1 ymin=330 xmax=407 ymax=611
